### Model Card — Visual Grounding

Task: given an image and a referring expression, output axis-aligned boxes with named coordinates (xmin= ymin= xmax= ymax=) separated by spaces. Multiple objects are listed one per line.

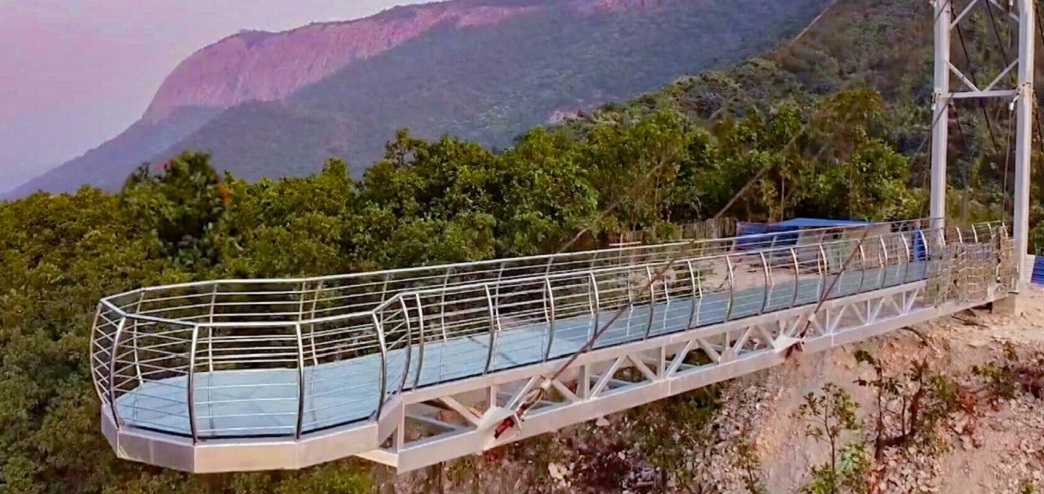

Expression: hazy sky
xmin=0 ymin=0 xmax=426 ymax=191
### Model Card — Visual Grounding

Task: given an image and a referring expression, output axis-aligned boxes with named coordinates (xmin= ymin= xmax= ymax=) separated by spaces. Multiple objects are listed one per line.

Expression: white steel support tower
xmin=932 ymin=0 xmax=1036 ymax=311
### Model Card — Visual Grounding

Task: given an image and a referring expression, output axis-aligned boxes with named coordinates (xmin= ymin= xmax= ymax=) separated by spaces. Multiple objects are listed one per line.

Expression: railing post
xmin=858 ymin=245 xmax=867 ymax=294
xmin=398 ymin=297 xmax=415 ymax=390
xmin=294 ymin=323 xmax=305 ymax=440
xmin=790 ymin=248 xmax=800 ymax=309
xmin=725 ymin=255 xmax=736 ymax=321
xmin=483 ymin=285 xmax=497 ymax=374
xmin=644 ymin=267 xmax=656 ymax=340
xmin=588 ymin=272 xmax=600 ymax=342
xmin=543 ymin=277 xmax=556 ymax=360
xmin=132 ymin=292 xmax=145 ymax=386
xmin=879 ymin=237 xmax=890 ymax=288
xmin=412 ymin=293 xmax=426 ymax=389
xmin=187 ymin=323 xmax=200 ymax=444
xmin=918 ymin=229 xmax=931 ymax=281
xmin=371 ymin=313 xmax=388 ymax=419
xmin=439 ymin=269 xmax=452 ymax=341
xmin=308 ymin=280 xmax=324 ymax=365
xmin=817 ymin=245 xmax=828 ymax=299
xmin=207 ymin=284 xmax=217 ymax=373
xmin=900 ymin=234 xmax=912 ymax=284
xmin=645 ymin=266 xmax=655 ymax=303
xmin=759 ymin=252 xmax=770 ymax=314
xmin=107 ymin=318 xmax=127 ymax=430
xmin=686 ymin=260 xmax=700 ymax=328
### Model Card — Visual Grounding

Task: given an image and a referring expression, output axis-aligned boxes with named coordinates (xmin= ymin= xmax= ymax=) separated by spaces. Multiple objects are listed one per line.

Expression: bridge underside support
xmin=359 ymin=280 xmax=1006 ymax=473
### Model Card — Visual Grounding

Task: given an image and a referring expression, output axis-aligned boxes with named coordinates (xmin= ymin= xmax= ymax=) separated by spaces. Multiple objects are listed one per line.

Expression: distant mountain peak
xmin=142 ymin=0 xmax=673 ymax=122
xmin=143 ymin=1 xmax=537 ymax=121
xmin=8 ymin=0 xmax=832 ymax=200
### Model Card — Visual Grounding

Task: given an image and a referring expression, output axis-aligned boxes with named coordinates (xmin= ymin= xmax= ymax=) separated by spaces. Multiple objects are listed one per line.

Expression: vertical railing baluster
xmin=107 ymin=318 xmax=126 ymax=431
xmin=644 ymin=266 xmax=656 ymax=340
xmin=880 ymin=237 xmax=890 ymax=288
xmin=725 ymin=255 xmax=736 ymax=321
xmin=295 ymin=323 xmax=305 ymax=440
xmin=439 ymin=269 xmax=451 ymax=341
xmin=308 ymin=281 xmax=324 ymax=366
xmin=207 ymin=284 xmax=218 ymax=373
xmin=589 ymin=273 xmax=601 ymax=344
xmin=543 ymin=277 xmax=556 ymax=361
xmin=187 ymin=323 xmax=199 ymax=444
xmin=686 ymin=260 xmax=698 ymax=328
xmin=759 ymin=252 xmax=770 ymax=315
xmin=483 ymin=285 xmax=496 ymax=374
xmin=790 ymin=248 xmax=800 ymax=309
xmin=398 ymin=297 xmax=414 ymax=390
xmin=817 ymin=245 xmax=828 ymax=300
xmin=858 ymin=245 xmax=867 ymax=294
xmin=204 ymin=285 xmax=217 ymax=434
xmin=413 ymin=293 xmax=425 ymax=389
xmin=371 ymin=313 xmax=388 ymax=418
xmin=918 ymin=229 xmax=931 ymax=282
xmin=901 ymin=234 xmax=912 ymax=284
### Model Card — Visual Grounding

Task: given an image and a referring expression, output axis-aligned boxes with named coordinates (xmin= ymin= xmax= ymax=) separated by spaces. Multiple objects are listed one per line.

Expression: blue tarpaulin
xmin=734 ymin=218 xmax=872 ymax=252
xmin=773 ymin=218 xmax=870 ymax=229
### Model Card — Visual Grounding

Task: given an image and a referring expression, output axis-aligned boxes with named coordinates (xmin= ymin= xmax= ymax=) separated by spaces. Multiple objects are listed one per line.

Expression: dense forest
xmin=3 ymin=0 xmax=1044 ymax=492
xmin=0 ymin=87 xmax=914 ymax=493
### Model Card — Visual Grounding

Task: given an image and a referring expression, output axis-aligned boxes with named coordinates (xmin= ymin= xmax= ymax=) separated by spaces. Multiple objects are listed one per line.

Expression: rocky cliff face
xmin=143 ymin=4 xmax=538 ymax=121
xmin=143 ymin=0 xmax=665 ymax=122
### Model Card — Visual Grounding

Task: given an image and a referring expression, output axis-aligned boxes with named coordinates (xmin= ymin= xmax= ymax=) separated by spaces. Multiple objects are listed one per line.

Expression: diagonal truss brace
xmin=356 ymin=279 xmax=1003 ymax=473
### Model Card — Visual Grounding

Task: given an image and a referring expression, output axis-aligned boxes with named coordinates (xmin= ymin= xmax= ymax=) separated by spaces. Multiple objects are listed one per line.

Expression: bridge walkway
xmin=90 ymin=219 xmax=1015 ymax=473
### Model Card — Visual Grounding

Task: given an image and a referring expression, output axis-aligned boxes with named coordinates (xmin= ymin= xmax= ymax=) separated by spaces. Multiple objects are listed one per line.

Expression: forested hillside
xmin=0 ymin=87 xmax=913 ymax=493
xmin=2 ymin=0 xmax=1044 ymax=492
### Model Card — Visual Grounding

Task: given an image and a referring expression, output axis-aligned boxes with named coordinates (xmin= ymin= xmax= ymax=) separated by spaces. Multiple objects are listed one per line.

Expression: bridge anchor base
xmin=992 ymin=294 xmax=1024 ymax=316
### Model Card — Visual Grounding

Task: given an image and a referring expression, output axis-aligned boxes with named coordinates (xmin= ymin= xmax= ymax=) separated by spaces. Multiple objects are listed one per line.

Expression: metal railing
xmin=91 ymin=218 xmax=1009 ymax=444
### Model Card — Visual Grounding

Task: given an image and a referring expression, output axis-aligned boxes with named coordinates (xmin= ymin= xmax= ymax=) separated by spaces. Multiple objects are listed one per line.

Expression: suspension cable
xmin=954 ymin=19 xmax=1002 ymax=154
xmin=1004 ymin=98 xmax=1016 ymax=222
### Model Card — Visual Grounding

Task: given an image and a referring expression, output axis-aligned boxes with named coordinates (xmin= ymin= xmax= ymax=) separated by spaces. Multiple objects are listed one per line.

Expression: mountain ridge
xmin=143 ymin=1 xmax=552 ymax=121
xmin=5 ymin=0 xmax=831 ymax=199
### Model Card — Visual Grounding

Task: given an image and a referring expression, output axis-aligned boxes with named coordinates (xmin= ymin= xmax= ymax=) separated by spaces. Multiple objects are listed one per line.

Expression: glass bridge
xmin=90 ymin=218 xmax=1015 ymax=473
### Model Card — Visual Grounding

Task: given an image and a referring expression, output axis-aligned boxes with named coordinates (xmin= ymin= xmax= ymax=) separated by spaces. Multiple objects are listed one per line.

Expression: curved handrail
xmin=100 ymin=218 xmax=939 ymax=310
xmin=97 ymin=218 xmax=1011 ymax=443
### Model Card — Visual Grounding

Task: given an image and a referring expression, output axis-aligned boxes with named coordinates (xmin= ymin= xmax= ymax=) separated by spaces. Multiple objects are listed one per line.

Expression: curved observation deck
xmin=91 ymin=219 xmax=1012 ymax=473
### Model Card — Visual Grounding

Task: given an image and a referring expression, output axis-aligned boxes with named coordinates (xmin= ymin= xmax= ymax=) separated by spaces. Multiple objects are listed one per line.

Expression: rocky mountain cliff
xmin=6 ymin=0 xmax=832 ymax=198
xmin=143 ymin=2 xmax=552 ymax=121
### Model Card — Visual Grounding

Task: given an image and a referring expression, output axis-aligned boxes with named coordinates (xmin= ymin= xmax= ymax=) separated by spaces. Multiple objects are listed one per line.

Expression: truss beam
xmin=359 ymin=280 xmax=1005 ymax=473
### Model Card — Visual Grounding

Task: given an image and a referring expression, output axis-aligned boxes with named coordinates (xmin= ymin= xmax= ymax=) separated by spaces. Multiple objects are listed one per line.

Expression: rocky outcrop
xmin=142 ymin=0 xmax=671 ymax=122
xmin=143 ymin=3 xmax=540 ymax=121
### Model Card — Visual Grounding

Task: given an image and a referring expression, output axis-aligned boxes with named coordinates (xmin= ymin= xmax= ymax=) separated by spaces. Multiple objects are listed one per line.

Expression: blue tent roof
xmin=771 ymin=217 xmax=870 ymax=229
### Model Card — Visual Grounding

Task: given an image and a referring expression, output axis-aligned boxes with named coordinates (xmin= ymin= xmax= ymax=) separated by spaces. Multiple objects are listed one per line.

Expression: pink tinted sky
xmin=0 ymin=0 xmax=425 ymax=191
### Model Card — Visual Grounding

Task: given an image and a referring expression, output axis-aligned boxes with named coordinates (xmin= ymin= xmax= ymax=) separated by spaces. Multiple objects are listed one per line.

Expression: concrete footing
xmin=992 ymin=294 xmax=1024 ymax=316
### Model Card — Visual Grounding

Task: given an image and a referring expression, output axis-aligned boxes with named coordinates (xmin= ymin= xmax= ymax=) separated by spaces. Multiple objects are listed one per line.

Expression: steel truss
xmin=359 ymin=278 xmax=1003 ymax=473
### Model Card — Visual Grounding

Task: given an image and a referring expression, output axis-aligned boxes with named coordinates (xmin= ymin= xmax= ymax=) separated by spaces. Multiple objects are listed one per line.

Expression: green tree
xmin=119 ymin=151 xmax=229 ymax=266
xmin=796 ymin=383 xmax=870 ymax=494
